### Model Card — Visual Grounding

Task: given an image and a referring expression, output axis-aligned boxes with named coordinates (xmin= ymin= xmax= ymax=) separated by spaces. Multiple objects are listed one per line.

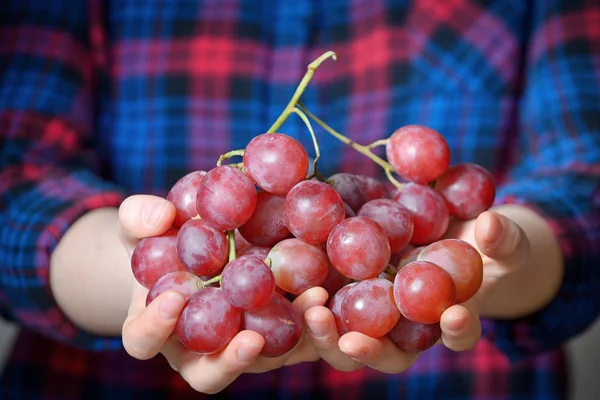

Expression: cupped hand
xmin=304 ymin=209 xmax=530 ymax=372
xmin=117 ymin=195 xmax=326 ymax=394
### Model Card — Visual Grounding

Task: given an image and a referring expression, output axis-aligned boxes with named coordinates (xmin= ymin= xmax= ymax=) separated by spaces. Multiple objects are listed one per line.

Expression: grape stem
xmin=198 ymin=275 xmax=221 ymax=289
xmin=227 ymin=230 xmax=237 ymax=262
xmin=266 ymin=51 xmax=337 ymax=134
xmin=297 ymin=102 xmax=404 ymax=189
xmin=367 ymin=139 xmax=388 ymax=149
xmin=290 ymin=107 xmax=320 ymax=178
xmin=217 ymin=149 xmax=245 ymax=166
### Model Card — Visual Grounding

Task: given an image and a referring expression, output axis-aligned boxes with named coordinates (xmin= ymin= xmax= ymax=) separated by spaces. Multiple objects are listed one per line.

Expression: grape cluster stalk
xmin=131 ymin=51 xmax=496 ymax=356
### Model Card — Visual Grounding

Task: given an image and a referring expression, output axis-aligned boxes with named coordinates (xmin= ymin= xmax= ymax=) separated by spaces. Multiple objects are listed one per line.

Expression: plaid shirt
xmin=1 ymin=0 xmax=599 ymax=398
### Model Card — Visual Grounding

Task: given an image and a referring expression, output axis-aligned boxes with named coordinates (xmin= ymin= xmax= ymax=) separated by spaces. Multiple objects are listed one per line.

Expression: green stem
xmin=227 ymin=230 xmax=236 ymax=262
xmin=367 ymin=139 xmax=388 ymax=149
xmin=266 ymin=51 xmax=337 ymax=134
xmin=297 ymin=102 xmax=404 ymax=189
xmin=198 ymin=274 xmax=222 ymax=289
xmin=217 ymin=149 xmax=245 ymax=166
xmin=290 ymin=107 xmax=320 ymax=178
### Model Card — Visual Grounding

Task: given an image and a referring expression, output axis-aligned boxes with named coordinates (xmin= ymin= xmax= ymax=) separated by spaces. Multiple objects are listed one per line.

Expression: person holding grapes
xmin=0 ymin=0 xmax=599 ymax=399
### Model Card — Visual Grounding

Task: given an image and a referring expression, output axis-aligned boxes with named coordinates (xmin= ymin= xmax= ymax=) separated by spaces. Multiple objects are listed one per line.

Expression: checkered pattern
xmin=0 ymin=0 xmax=599 ymax=398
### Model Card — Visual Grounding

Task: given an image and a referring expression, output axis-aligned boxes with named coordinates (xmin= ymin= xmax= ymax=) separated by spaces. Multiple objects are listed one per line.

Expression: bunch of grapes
xmin=131 ymin=51 xmax=496 ymax=357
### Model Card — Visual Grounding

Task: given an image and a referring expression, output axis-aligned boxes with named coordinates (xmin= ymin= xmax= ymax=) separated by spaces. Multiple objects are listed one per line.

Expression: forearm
xmin=50 ymin=208 xmax=133 ymax=336
xmin=480 ymin=204 xmax=564 ymax=319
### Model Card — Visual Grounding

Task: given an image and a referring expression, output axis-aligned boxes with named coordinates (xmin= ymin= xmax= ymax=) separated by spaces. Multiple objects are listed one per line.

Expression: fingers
xmin=164 ymin=330 xmax=266 ymax=395
xmin=118 ymin=194 xmax=176 ymax=248
xmin=338 ymin=331 xmax=419 ymax=374
xmin=439 ymin=304 xmax=481 ymax=352
xmin=122 ymin=287 xmax=187 ymax=360
xmin=305 ymin=306 xmax=364 ymax=371
xmin=475 ymin=211 xmax=530 ymax=271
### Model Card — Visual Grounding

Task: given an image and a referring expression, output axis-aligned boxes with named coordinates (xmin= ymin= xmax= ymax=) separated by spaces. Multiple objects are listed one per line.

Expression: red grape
xmin=176 ymin=219 xmax=229 ymax=277
xmin=387 ymin=315 xmax=442 ymax=353
xmin=396 ymin=245 xmax=425 ymax=269
xmin=341 ymin=278 xmax=400 ymax=338
xmin=393 ymin=183 xmax=449 ymax=245
xmin=435 ymin=163 xmax=496 ymax=220
xmin=238 ymin=246 xmax=271 ymax=260
xmin=386 ymin=125 xmax=450 ymax=184
xmin=243 ymin=133 xmax=309 ymax=195
xmin=131 ymin=230 xmax=186 ymax=288
xmin=220 ymin=255 xmax=276 ymax=311
xmin=327 ymin=216 xmax=391 ymax=280
xmin=242 ymin=292 xmax=303 ymax=357
xmin=146 ymin=271 xmax=201 ymax=306
xmin=177 ymin=287 xmax=242 ymax=354
xmin=417 ymin=239 xmax=483 ymax=303
xmin=284 ymin=180 xmax=345 ymax=244
xmin=238 ymin=191 xmax=291 ymax=247
xmin=196 ymin=166 xmax=257 ymax=231
xmin=394 ymin=261 xmax=456 ymax=324
xmin=328 ymin=283 xmax=356 ymax=335
xmin=358 ymin=198 xmax=414 ymax=254
xmin=321 ymin=265 xmax=353 ymax=300
xmin=167 ymin=170 xmax=206 ymax=228
xmin=234 ymin=229 xmax=253 ymax=254
xmin=267 ymin=238 xmax=329 ymax=294
xmin=328 ymin=173 xmax=390 ymax=212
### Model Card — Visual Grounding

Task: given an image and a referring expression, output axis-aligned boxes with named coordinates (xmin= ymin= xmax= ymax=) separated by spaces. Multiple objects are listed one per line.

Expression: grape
xmin=177 ymin=287 xmax=242 ymax=354
xmin=393 ymin=183 xmax=449 ymax=245
xmin=220 ymin=255 xmax=276 ymax=311
xmin=267 ymin=238 xmax=329 ymax=294
xmin=243 ymin=133 xmax=309 ymax=195
xmin=242 ymin=292 xmax=303 ymax=357
xmin=238 ymin=191 xmax=292 ymax=247
xmin=386 ymin=125 xmax=450 ymax=184
xmin=343 ymin=202 xmax=356 ymax=218
xmin=146 ymin=271 xmax=201 ymax=306
xmin=131 ymin=230 xmax=186 ymax=288
xmin=387 ymin=315 xmax=442 ymax=353
xmin=196 ymin=166 xmax=257 ymax=231
xmin=328 ymin=173 xmax=390 ymax=212
xmin=434 ymin=163 xmax=496 ymax=220
xmin=327 ymin=216 xmax=391 ymax=280
xmin=394 ymin=261 xmax=456 ymax=324
xmin=396 ymin=245 xmax=425 ymax=269
xmin=358 ymin=198 xmax=414 ymax=254
xmin=176 ymin=219 xmax=229 ymax=277
xmin=341 ymin=278 xmax=400 ymax=338
xmin=167 ymin=170 xmax=206 ymax=228
xmin=328 ymin=283 xmax=356 ymax=335
xmin=284 ymin=180 xmax=345 ymax=244
xmin=234 ymin=229 xmax=253 ymax=254
xmin=417 ymin=239 xmax=483 ymax=303
xmin=238 ymin=246 xmax=271 ymax=260
xmin=321 ymin=265 xmax=353 ymax=300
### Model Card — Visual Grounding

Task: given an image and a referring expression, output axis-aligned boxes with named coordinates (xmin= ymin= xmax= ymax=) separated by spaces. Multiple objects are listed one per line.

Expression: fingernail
xmin=445 ymin=315 xmax=467 ymax=333
xmin=340 ymin=345 xmax=366 ymax=359
xmin=143 ymin=199 xmax=169 ymax=228
xmin=158 ymin=293 xmax=185 ymax=320
xmin=307 ymin=317 xmax=329 ymax=338
xmin=236 ymin=343 xmax=262 ymax=362
xmin=485 ymin=214 xmax=503 ymax=243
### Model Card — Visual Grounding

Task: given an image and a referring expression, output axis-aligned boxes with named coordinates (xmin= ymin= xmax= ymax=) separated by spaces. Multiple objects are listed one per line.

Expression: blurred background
xmin=1 ymin=317 xmax=599 ymax=399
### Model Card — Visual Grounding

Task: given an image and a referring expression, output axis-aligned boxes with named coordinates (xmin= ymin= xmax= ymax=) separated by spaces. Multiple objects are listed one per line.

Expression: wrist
xmin=50 ymin=207 xmax=133 ymax=336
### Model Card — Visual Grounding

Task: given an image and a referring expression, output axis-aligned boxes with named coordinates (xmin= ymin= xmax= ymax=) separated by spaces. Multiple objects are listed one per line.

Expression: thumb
xmin=118 ymin=195 xmax=176 ymax=245
xmin=474 ymin=211 xmax=530 ymax=271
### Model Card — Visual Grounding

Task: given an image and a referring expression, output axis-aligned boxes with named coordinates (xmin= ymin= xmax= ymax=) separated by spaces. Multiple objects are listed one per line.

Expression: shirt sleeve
xmin=0 ymin=0 xmax=127 ymax=350
xmin=481 ymin=0 xmax=600 ymax=362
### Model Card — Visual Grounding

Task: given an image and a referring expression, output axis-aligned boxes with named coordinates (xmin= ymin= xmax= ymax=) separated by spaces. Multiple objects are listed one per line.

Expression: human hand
xmin=118 ymin=194 xmax=326 ymax=394
xmin=304 ymin=209 xmax=529 ymax=373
